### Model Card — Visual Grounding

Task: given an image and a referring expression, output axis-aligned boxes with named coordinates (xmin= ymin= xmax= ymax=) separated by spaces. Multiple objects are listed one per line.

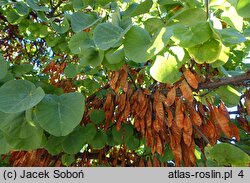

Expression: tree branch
xmin=199 ymin=70 xmax=250 ymax=90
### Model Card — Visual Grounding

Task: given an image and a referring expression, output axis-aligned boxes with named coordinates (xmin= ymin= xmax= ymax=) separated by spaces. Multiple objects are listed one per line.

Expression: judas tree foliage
xmin=0 ymin=0 xmax=250 ymax=167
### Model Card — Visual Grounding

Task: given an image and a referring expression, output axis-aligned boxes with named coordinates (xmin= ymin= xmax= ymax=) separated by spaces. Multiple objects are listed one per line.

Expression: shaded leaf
xmin=0 ymin=80 xmax=45 ymax=113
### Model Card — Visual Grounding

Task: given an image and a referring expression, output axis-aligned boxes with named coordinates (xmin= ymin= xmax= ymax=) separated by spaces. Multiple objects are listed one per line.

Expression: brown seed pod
xmin=180 ymin=79 xmax=193 ymax=102
xmin=183 ymin=68 xmax=198 ymax=89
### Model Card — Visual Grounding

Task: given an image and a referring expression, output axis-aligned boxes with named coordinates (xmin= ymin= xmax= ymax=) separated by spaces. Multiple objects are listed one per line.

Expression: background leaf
xmin=0 ymin=80 xmax=45 ymax=113
xmin=205 ymin=143 xmax=250 ymax=166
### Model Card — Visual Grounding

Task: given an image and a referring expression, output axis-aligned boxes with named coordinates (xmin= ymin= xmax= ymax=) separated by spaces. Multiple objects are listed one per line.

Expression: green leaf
xmin=0 ymin=130 xmax=11 ymax=154
xmin=0 ymin=111 xmax=42 ymax=139
xmin=89 ymin=130 xmax=107 ymax=150
xmin=112 ymin=126 xmax=123 ymax=144
xmin=144 ymin=18 xmax=165 ymax=34
xmin=236 ymin=0 xmax=250 ymax=18
xmin=125 ymin=136 xmax=140 ymax=150
xmin=124 ymin=26 xmax=171 ymax=63
xmin=95 ymin=0 xmax=113 ymax=6
xmin=27 ymin=23 xmax=49 ymax=39
xmin=64 ymin=63 xmax=79 ymax=78
xmin=27 ymin=0 xmax=49 ymax=11
xmin=172 ymin=8 xmax=207 ymax=26
xmin=4 ymin=125 xmax=44 ymax=151
xmin=16 ymin=1 xmax=30 ymax=16
xmin=89 ymin=109 xmax=105 ymax=125
xmin=61 ymin=154 xmax=75 ymax=166
xmin=157 ymin=146 xmax=174 ymax=162
xmin=52 ymin=18 xmax=70 ymax=34
xmin=44 ymin=136 xmax=65 ymax=155
xmin=215 ymin=85 xmax=241 ymax=107
xmin=107 ymin=130 xmax=118 ymax=146
xmin=125 ymin=0 xmax=153 ymax=17
xmin=6 ymin=9 xmax=23 ymax=24
xmin=187 ymin=39 xmax=222 ymax=64
xmin=205 ymin=143 xmax=250 ymax=166
xmin=211 ymin=45 xmax=230 ymax=68
xmin=62 ymin=126 xmax=87 ymax=154
xmin=93 ymin=23 xmax=124 ymax=50
xmin=150 ymin=54 xmax=182 ymax=84
xmin=34 ymin=92 xmax=85 ymax=136
xmin=79 ymin=48 xmax=104 ymax=67
xmin=170 ymin=22 xmax=212 ymax=48
xmin=0 ymin=54 xmax=8 ymax=79
xmin=102 ymin=58 xmax=125 ymax=71
xmin=71 ymin=12 xmax=100 ymax=33
xmin=0 ymin=112 xmax=22 ymax=135
xmin=0 ymin=0 xmax=9 ymax=6
xmin=0 ymin=80 xmax=45 ymax=113
xmin=105 ymin=45 xmax=125 ymax=64
xmin=73 ymin=0 xmax=84 ymax=11
xmin=217 ymin=28 xmax=247 ymax=46
xmin=12 ymin=63 xmax=33 ymax=76
xmin=85 ymin=123 xmax=97 ymax=143
xmin=124 ymin=25 xmax=151 ymax=62
xmin=68 ymin=32 xmax=93 ymax=54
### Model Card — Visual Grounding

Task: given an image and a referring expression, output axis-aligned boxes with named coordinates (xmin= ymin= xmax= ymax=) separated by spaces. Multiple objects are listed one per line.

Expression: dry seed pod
xmin=180 ymin=79 xmax=193 ymax=102
xmin=188 ymin=104 xmax=203 ymax=126
xmin=155 ymin=100 xmax=165 ymax=124
xmin=183 ymin=112 xmax=192 ymax=135
xmin=146 ymin=100 xmax=152 ymax=127
xmin=156 ymin=134 xmax=163 ymax=155
xmin=166 ymin=107 xmax=173 ymax=127
xmin=165 ymin=87 xmax=176 ymax=106
xmin=110 ymin=71 xmax=119 ymax=91
xmin=183 ymin=68 xmax=198 ymax=89
xmin=183 ymin=132 xmax=192 ymax=147
xmin=214 ymin=107 xmax=232 ymax=138
xmin=175 ymin=99 xmax=184 ymax=130
xmin=153 ymin=119 xmax=161 ymax=132
xmin=119 ymin=67 xmax=128 ymax=92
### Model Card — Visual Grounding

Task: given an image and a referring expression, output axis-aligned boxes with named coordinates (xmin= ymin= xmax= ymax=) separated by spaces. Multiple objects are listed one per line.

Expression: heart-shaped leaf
xmin=79 ymin=47 xmax=104 ymax=67
xmin=62 ymin=126 xmax=87 ymax=154
xmin=93 ymin=23 xmax=124 ymax=50
xmin=71 ymin=12 xmax=100 ymax=33
xmin=205 ymin=143 xmax=250 ymax=166
xmin=52 ymin=18 xmax=70 ymax=34
xmin=89 ymin=109 xmax=105 ymax=125
xmin=44 ymin=135 xmax=65 ymax=155
xmin=68 ymin=32 xmax=93 ymax=54
xmin=150 ymin=54 xmax=182 ymax=84
xmin=34 ymin=92 xmax=85 ymax=136
xmin=105 ymin=46 xmax=125 ymax=64
xmin=89 ymin=129 xmax=107 ymax=150
xmin=0 ymin=80 xmax=45 ymax=113
xmin=170 ymin=22 xmax=212 ymax=48
xmin=124 ymin=26 xmax=171 ymax=63
xmin=187 ymin=39 xmax=222 ymax=64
